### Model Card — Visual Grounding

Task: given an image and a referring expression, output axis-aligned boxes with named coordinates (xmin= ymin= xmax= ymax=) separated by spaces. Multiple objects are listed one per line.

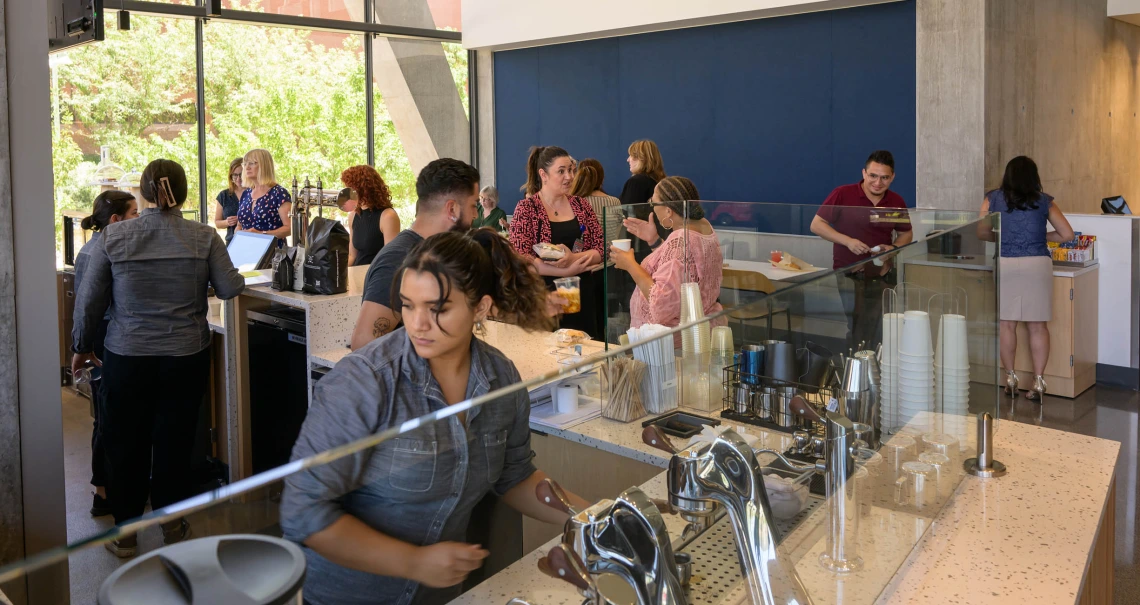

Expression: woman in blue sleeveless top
xmin=980 ymin=156 xmax=1074 ymax=401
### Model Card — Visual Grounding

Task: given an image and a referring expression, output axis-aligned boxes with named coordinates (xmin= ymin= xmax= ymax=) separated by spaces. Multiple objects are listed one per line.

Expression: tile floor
xmin=60 ymin=384 xmax=1140 ymax=603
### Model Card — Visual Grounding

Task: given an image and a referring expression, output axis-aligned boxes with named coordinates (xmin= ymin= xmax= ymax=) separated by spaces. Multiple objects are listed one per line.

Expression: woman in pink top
xmin=611 ymin=176 xmax=725 ymax=343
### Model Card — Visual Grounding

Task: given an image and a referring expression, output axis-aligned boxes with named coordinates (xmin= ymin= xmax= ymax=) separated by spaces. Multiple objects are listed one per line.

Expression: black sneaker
xmin=90 ymin=493 xmax=112 ymax=517
xmin=104 ymin=534 xmax=137 ymax=558
xmin=161 ymin=519 xmax=192 ymax=545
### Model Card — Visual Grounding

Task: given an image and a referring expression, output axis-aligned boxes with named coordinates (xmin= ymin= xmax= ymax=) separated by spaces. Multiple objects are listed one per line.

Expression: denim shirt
xmin=73 ymin=231 xmax=111 ymax=322
xmin=279 ymin=328 xmax=537 ymax=605
xmin=72 ymin=208 xmax=245 ymax=356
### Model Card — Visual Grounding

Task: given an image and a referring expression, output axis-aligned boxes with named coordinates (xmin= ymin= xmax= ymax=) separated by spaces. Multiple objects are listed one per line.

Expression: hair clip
xmin=158 ymin=177 xmax=177 ymax=208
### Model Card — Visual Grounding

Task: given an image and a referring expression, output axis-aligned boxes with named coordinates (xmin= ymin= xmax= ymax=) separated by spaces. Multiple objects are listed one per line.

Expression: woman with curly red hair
xmin=341 ymin=164 xmax=401 ymax=267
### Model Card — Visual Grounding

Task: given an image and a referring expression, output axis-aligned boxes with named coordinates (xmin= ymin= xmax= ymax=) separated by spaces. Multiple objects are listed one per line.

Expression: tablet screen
xmin=227 ymin=231 xmax=276 ymax=272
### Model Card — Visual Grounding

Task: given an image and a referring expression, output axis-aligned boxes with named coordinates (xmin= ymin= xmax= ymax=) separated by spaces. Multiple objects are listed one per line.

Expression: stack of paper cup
xmin=935 ymin=314 xmax=970 ymax=434
xmin=875 ymin=314 xmax=902 ymax=428
xmin=880 ymin=313 xmax=905 ymax=428
xmin=709 ymin=326 xmax=734 ymax=409
xmin=680 ymin=283 xmax=712 ymax=410
xmin=896 ymin=311 xmax=934 ymax=433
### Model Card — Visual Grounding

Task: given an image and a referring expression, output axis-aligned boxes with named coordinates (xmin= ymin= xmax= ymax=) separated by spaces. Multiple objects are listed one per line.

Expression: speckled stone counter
xmin=452 ymin=416 xmax=1119 ymax=605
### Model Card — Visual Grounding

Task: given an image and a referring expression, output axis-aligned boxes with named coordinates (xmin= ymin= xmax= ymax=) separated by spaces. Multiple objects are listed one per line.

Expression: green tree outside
xmin=51 ymin=12 xmax=467 ymax=253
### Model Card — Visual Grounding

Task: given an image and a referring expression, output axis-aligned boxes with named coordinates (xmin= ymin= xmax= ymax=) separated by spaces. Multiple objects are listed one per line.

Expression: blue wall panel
xmin=493 ymin=1 xmax=917 ymax=213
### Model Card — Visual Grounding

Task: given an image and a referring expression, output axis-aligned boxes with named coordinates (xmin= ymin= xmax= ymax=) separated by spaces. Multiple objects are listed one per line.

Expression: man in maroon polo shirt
xmin=811 ymin=150 xmax=913 ymax=350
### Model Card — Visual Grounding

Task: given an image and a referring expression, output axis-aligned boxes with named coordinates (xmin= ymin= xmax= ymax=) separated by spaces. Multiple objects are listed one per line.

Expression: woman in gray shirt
xmin=71 ymin=159 xmax=245 ymax=557
xmin=74 ymin=190 xmax=138 ymax=518
xmin=281 ymin=228 xmax=589 ymax=605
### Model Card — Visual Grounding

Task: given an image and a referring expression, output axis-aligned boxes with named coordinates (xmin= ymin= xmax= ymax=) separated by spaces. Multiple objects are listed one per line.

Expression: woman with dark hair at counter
xmin=611 ymin=176 xmax=725 ymax=344
xmin=71 ymin=159 xmax=245 ymax=557
xmin=74 ymin=190 xmax=138 ymax=517
xmin=280 ymin=228 xmax=589 ymax=605
xmin=237 ymin=148 xmax=292 ymax=246
xmin=571 ymin=158 xmax=622 ymax=250
xmin=214 ymin=157 xmax=244 ymax=245
xmin=508 ymin=145 xmax=604 ymax=338
xmin=979 ymin=156 xmax=1074 ymax=401
xmin=342 ymin=164 xmax=401 ymax=267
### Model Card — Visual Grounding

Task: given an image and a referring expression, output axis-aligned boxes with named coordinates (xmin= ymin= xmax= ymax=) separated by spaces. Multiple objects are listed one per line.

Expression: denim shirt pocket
xmin=389 ymin=438 xmax=438 ymax=493
xmin=483 ymin=430 xmax=509 ymax=484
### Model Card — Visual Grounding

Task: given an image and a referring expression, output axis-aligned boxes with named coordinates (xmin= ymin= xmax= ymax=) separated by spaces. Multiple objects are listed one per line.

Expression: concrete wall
xmin=915 ymin=0 xmax=986 ymax=211
xmin=985 ymin=0 xmax=1140 ymax=214
xmin=462 ymin=0 xmax=901 ymax=50
xmin=1 ymin=0 xmax=70 ymax=602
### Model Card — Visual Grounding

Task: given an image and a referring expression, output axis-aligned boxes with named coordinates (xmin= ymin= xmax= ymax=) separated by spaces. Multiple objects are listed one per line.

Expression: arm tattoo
xmin=372 ymin=317 xmax=392 ymax=338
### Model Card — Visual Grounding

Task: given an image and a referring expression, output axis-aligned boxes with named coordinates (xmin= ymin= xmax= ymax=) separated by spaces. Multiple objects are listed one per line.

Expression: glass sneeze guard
xmin=4 ymin=210 xmax=1000 ymax=605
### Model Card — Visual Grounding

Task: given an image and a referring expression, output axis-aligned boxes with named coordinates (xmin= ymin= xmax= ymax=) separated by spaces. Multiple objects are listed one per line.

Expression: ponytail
xmin=469 ymin=228 xmax=555 ymax=332
xmin=521 ymin=145 xmax=569 ymax=196
xmin=569 ymin=158 xmax=605 ymax=198
xmin=82 ymin=190 xmax=136 ymax=232
xmin=396 ymin=229 xmax=556 ymax=335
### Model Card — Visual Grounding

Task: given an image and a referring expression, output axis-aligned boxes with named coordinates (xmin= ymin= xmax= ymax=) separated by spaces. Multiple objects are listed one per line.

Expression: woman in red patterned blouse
xmin=509 ymin=145 xmax=605 ymax=337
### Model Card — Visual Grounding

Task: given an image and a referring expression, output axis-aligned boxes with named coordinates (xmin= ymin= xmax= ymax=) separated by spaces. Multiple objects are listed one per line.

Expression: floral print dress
xmin=238 ymin=184 xmax=291 ymax=247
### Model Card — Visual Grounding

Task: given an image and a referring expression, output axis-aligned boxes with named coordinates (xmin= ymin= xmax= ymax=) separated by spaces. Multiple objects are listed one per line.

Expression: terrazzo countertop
xmin=453 ymin=416 xmax=1118 ymax=605
xmin=878 ymin=419 xmax=1119 ymax=604
xmin=242 ymin=265 xmax=369 ymax=308
xmin=903 ymin=253 xmax=1097 ymax=278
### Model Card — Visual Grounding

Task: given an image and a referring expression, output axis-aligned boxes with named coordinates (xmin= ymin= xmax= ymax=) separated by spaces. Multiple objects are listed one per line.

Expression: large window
xmin=203 ymin=24 xmax=367 ymax=210
xmin=49 ymin=3 xmax=468 ymax=255
xmin=52 ymin=14 xmax=199 ymax=247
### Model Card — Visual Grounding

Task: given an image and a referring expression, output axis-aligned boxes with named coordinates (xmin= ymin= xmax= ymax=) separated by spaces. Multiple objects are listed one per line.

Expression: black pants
xmin=90 ymin=319 xmax=109 ymax=487
xmin=101 ymin=347 xmax=211 ymax=524
xmin=837 ymin=269 xmax=897 ymax=353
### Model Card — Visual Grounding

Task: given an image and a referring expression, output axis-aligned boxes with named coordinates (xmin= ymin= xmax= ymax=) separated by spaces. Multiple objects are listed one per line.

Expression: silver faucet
xmin=537 ymin=479 xmax=685 ymax=605
xmin=642 ymin=426 xmax=813 ymax=605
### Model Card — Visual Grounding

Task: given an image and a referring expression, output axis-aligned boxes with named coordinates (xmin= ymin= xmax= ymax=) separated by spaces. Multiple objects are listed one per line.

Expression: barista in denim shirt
xmin=281 ymin=225 xmax=590 ymax=605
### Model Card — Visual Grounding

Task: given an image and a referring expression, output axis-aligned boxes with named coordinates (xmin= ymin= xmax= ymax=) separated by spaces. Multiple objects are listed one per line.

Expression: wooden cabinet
xmin=1008 ymin=268 xmax=1098 ymax=398
xmin=903 ymin=262 xmax=1098 ymax=399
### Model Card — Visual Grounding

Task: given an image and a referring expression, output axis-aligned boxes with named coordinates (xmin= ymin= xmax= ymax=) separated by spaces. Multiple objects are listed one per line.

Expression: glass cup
xmin=918 ymin=452 xmax=955 ymax=498
xmin=921 ymin=432 xmax=960 ymax=469
xmin=553 ymin=276 xmax=581 ymax=314
xmin=896 ymin=461 xmax=938 ymax=511
xmin=883 ymin=434 xmax=918 ymax=477
xmin=73 ymin=360 xmax=102 ymax=385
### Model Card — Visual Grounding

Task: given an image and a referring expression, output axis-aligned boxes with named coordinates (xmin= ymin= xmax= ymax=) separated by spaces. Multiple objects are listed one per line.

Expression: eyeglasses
xmin=866 ymin=173 xmax=893 ymax=182
xmin=243 ymin=161 xmax=258 ymax=167
xmin=230 ymin=173 xmax=242 ymax=180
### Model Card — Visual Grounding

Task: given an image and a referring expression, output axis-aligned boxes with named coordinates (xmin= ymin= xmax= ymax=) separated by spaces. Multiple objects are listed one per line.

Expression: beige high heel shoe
xmin=1004 ymin=370 xmax=1019 ymax=398
xmin=1025 ymin=375 xmax=1047 ymax=402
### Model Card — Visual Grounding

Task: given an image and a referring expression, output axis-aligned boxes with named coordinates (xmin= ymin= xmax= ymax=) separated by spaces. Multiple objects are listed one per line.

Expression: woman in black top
xmin=214 ymin=157 xmax=243 ymax=244
xmin=342 ymin=164 xmax=401 ymax=267
xmin=620 ymin=140 xmax=670 ymax=256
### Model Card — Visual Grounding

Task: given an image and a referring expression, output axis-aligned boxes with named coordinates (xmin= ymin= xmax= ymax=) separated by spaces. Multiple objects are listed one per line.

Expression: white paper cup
xmin=901 ymin=311 xmax=933 ymax=356
xmin=612 ymin=238 xmax=632 ymax=251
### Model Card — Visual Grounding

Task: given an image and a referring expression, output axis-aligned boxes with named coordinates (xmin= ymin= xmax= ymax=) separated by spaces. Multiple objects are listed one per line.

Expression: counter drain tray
xmin=678 ymin=496 xmax=822 ymax=605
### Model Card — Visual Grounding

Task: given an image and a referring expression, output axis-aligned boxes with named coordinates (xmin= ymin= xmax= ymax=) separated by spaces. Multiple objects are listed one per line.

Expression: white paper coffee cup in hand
xmin=555 ymin=384 xmax=579 ymax=414
xmin=871 ymin=245 xmax=884 ymax=266
xmin=612 ymin=239 xmax=632 ymax=251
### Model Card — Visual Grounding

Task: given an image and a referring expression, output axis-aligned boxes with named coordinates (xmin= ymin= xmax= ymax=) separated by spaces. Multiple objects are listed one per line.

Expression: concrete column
xmin=371 ymin=1 xmax=470 ymax=172
xmin=915 ymin=0 xmax=986 ymax=211
xmin=476 ymin=49 xmax=496 ymax=184
xmin=1 ymin=0 xmax=70 ymax=602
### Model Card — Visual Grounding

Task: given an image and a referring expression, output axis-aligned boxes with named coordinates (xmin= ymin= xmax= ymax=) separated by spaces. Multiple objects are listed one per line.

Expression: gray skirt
xmin=999 ymin=255 xmax=1053 ymax=322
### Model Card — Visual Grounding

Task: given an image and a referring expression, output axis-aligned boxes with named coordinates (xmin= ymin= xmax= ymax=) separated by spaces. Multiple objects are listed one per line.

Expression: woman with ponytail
xmin=72 ymin=159 xmax=245 ymax=557
xmin=281 ymin=228 xmax=589 ymax=605
xmin=508 ymin=145 xmax=605 ymax=337
xmin=73 ymin=190 xmax=138 ymax=518
xmin=610 ymin=176 xmax=725 ymax=345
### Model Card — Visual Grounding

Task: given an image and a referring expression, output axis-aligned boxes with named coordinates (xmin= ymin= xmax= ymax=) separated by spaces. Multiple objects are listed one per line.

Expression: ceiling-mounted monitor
xmin=48 ymin=0 xmax=104 ymax=54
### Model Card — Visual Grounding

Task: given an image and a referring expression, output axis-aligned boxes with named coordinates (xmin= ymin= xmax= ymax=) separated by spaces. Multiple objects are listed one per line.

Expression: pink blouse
xmin=630 ymin=229 xmax=726 ymax=343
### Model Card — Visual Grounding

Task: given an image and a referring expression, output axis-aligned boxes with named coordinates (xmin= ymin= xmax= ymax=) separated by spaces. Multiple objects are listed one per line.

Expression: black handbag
xmin=272 ymin=247 xmax=297 ymax=291
xmin=302 ymin=216 xmax=349 ymax=295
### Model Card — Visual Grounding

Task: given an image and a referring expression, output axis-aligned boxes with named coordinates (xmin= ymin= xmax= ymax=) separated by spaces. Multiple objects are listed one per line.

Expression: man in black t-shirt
xmin=350 ymin=159 xmax=481 ymax=350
